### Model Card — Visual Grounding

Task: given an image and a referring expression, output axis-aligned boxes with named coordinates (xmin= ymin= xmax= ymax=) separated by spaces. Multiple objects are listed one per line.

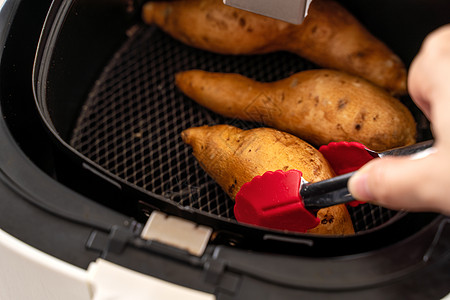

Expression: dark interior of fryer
xmin=28 ymin=0 xmax=449 ymax=244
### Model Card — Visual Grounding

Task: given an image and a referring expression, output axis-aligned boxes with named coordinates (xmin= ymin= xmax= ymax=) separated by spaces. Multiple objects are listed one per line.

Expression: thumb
xmin=348 ymin=152 xmax=440 ymax=212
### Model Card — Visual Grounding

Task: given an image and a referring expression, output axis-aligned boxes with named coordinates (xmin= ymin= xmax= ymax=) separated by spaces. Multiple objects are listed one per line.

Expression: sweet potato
xmin=143 ymin=0 xmax=406 ymax=95
xmin=181 ymin=125 xmax=354 ymax=235
xmin=176 ymin=69 xmax=416 ymax=152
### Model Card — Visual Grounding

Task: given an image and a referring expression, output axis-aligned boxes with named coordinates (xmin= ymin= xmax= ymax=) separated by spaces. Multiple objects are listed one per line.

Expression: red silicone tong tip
xmin=319 ymin=141 xmax=376 ymax=207
xmin=319 ymin=141 xmax=374 ymax=175
xmin=234 ymin=170 xmax=320 ymax=233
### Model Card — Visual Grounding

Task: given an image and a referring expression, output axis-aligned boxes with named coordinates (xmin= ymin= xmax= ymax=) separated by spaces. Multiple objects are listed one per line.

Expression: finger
xmin=407 ymin=24 xmax=450 ymax=120
xmin=348 ymin=153 xmax=447 ymax=214
xmin=408 ymin=58 xmax=432 ymax=119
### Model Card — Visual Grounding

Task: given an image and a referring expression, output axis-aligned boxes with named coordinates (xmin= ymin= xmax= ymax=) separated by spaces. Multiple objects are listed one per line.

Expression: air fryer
xmin=0 ymin=0 xmax=449 ymax=299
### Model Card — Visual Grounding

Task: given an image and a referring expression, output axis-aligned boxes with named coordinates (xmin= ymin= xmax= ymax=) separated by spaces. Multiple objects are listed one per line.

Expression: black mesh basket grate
xmin=70 ymin=26 xmax=399 ymax=232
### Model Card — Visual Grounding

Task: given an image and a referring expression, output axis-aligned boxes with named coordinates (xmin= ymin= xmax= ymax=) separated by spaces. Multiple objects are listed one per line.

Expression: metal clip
xmin=223 ymin=0 xmax=312 ymax=24
xmin=141 ymin=211 xmax=212 ymax=257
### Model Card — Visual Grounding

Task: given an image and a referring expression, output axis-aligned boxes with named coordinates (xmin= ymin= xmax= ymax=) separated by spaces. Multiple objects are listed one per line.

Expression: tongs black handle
xmin=300 ymin=140 xmax=435 ymax=210
xmin=301 ymin=172 xmax=356 ymax=210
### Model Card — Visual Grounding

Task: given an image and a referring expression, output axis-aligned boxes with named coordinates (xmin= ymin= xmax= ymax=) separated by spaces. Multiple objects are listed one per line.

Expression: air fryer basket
xmin=70 ymin=25 xmax=411 ymax=233
xmin=33 ymin=0 xmax=444 ymax=254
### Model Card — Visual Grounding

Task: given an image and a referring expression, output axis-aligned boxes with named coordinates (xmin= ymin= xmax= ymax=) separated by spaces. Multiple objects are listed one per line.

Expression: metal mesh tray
xmin=71 ymin=26 xmax=402 ymax=233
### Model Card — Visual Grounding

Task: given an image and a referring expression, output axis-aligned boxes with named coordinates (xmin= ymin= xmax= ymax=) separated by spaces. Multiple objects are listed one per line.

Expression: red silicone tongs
xmin=234 ymin=140 xmax=434 ymax=232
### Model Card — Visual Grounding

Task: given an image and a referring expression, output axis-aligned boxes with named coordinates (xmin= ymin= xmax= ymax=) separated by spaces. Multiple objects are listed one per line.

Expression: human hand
xmin=348 ymin=24 xmax=450 ymax=216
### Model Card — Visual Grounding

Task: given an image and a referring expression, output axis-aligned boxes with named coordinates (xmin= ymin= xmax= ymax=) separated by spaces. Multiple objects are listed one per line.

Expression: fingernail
xmin=348 ymin=172 xmax=374 ymax=202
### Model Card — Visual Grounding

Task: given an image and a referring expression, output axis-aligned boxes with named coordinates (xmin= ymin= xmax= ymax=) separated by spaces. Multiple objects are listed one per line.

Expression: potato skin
xmin=181 ymin=125 xmax=335 ymax=198
xmin=181 ymin=125 xmax=354 ymax=235
xmin=307 ymin=204 xmax=355 ymax=235
xmin=176 ymin=69 xmax=416 ymax=152
xmin=143 ymin=0 xmax=406 ymax=95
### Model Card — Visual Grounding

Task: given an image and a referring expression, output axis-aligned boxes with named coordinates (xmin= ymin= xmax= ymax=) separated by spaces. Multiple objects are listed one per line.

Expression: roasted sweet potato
xmin=181 ymin=125 xmax=354 ymax=235
xmin=143 ymin=0 xmax=407 ymax=95
xmin=176 ymin=69 xmax=416 ymax=152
